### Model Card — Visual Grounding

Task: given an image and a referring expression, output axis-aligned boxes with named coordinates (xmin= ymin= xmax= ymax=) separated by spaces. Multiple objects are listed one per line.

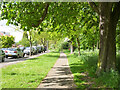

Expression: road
xmin=0 ymin=52 xmax=48 ymax=68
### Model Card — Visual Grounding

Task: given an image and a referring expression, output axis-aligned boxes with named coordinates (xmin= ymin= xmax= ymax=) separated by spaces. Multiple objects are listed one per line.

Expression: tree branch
xmin=32 ymin=3 xmax=49 ymax=27
xmin=88 ymin=1 xmax=99 ymax=15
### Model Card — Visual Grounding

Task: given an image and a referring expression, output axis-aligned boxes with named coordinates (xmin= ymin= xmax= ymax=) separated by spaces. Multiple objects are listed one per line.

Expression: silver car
xmin=24 ymin=47 xmax=34 ymax=55
xmin=5 ymin=48 xmax=24 ymax=58
xmin=0 ymin=50 xmax=5 ymax=62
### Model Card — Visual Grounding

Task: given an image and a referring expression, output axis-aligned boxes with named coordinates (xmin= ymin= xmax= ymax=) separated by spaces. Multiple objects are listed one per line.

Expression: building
xmin=0 ymin=31 xmax=10 ymax=36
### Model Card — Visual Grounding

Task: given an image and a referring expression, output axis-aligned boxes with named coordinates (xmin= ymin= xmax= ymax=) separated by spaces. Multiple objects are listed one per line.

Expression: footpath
xmin=37 ymin=53 xmax=76 ymax=89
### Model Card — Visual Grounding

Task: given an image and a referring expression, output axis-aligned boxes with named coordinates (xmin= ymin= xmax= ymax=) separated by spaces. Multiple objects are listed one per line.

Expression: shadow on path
xmin=37 ymin=53 xmax=76 ymax=89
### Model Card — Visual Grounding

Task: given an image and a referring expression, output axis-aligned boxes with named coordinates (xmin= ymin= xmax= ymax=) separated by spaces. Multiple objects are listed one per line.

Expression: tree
xmin=88 ymin=2 xmax=120 ymax=74
xmin=18 ymin=31 xmax=30 ymax=47
xmin=2 ymin=1 xmax=120 ymax=75
xmin=1 ymin=2 xmax=49 ymax=30
xmin=1 ymin=35 xmax=15 ymax=48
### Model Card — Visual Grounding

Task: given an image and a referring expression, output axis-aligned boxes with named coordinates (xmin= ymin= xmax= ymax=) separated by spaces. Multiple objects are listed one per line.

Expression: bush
xmin=95 ymin=70 xmax=120 ymax=88
xmin=65 ymin=50 xmax=120 ymax=89
xmin=116 ymin=53 xmax=120 ymax=73
xmin=62 ymin=42 xmax=69 ymax=49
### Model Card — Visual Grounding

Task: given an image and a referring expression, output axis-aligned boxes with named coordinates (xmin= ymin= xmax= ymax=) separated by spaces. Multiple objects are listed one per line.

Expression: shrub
xmin=62 ymin=42 xmax=69 ymax=49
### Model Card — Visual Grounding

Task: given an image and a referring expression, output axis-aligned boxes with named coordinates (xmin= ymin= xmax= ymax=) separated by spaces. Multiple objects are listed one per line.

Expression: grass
xmin=1 ymin=51 xmax=60 ymax=88
xmin=64 ymin=49 xmax=120 ymax=89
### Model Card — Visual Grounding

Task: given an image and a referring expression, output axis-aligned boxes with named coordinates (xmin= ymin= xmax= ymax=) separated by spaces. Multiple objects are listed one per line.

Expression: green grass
xmin=65 ymin=50 xmax=120 ymax=89
xmin=1 ymin=51 xmax=60 ymax=88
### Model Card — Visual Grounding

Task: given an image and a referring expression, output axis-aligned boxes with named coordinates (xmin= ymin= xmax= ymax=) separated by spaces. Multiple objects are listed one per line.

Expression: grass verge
xmin=64 ymin=50 xmax=120 ymax=89
xmin=1 ymin=51 xmax=60 ymax=88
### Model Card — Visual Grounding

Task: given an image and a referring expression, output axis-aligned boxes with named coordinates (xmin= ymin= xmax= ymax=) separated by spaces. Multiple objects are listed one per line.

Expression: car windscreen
xmin=20 ymin=47 xmax=24 ymax=49
xmin=2 ymin=48 xmax=8 ymax=50
xmin=8 ymin=48 xmax=16 ymax=51
xmin=25 ymin=47 xmax=30 ymax=50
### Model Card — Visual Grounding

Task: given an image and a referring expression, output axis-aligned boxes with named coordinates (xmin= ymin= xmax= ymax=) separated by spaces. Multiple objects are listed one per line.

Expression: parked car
xmin=0 ymin=50 xmax=5 ymax=62
xmin=37 ymin=46 xmax=44 ymax=53
xmin=43 ymin=46 xmax=47 ymax=52
xmin=1 ymin=48 xmax=8 ymax=53
xmin=32 ymin=46 xmax=38 ymax=54
xmin=23 ymin=47 xmax=35 ymax=55
xmin=19 ymin=47 xmax=26 ymax=57
xmin=19 ymin=47 xmax=25 ymax=51
xmin=5 ymin=48 xmax=24 ymax=58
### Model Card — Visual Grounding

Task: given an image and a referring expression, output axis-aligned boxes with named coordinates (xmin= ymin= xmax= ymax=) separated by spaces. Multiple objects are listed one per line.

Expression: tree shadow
xmin=28 ymin=58 xmax=39 ymax=60
xmin=46 ymin=55 xmax=60 ymax=58
xmin=39 ymin=66 xmax=76 ymax=88
xmin=68 ymin=54 xmax=98 ymax=89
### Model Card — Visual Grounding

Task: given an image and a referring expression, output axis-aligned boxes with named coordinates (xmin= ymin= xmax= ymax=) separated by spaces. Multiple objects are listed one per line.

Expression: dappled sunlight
xmin=66 ymin=50 xmax=120 ymax=89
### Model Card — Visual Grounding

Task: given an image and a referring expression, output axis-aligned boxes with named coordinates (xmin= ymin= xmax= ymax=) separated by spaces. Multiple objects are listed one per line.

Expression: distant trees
xmin=17 ymin=31 xmax=30 ymax=47
xmin=1 ymin=36 xmax=15 ymax=48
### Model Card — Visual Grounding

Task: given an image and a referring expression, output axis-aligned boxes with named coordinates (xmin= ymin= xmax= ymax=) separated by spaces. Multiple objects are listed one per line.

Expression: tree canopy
xmin=1 ymin=1 xmax=120 ymax=75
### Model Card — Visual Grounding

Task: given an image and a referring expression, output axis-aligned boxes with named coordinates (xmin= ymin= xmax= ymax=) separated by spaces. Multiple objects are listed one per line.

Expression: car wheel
xmin=14 ymin=56 xmax=17 ymax=58
xmin=18 ymin=54 xmax=20 ymax=58
xmin=2 ymin=57 xmax=5 ymax=62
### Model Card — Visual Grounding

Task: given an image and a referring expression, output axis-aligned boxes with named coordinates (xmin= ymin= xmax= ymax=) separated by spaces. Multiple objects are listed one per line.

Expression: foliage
xmin=1 ymin=35 xmax=15 ymax=48
xmin=0 ymin=38 xmax=2 ymax=48
xmin=1 ymin=2 xmax=49 ymax=30
xmin=18 ymin=38 xmax=30 ymax=47
xmin=17 ymin=31 xmax=29 ymax=47
xmin=65 ymin=50 xmax=120 ymax=89
xmin=1 ymin=2 xmax=99 ymax=51
xmin=95 ymin=70 xmax=119 ymax=88
xmin=116 ymin=53 xmax=120 ymax=73
xmin=1 ymin=52 xmax=60 ymax=88
xmin=61 ymin=41 xmax=69 ymax=49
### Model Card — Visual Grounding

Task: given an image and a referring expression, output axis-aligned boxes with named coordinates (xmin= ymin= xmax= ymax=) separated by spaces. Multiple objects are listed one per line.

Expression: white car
xmin=5 ymin=48 xmax=24 ymax=58
xmin=24 ymin=47 xmax=35 ymax=55
xmin=0 ymin=50 xmax=5 ymax=62
xmin=32 ymin=46 xmax=38 ymax=54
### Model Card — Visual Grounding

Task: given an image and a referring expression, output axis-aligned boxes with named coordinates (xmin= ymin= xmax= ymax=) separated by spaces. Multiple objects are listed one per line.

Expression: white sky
xmin=0 ymin=20 xmax=23 ymax=42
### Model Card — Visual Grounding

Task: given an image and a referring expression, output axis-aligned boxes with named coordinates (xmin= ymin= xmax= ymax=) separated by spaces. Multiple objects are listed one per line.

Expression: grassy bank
xmin=1 ymin=51 xmax=60 ymax=88
xmin=65 ymin=50 xmax=120 ymax=89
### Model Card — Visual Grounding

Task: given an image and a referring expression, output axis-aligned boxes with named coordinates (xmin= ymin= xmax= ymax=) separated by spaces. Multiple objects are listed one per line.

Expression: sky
xmin=0 ymin=20 xmax=23 ymax=42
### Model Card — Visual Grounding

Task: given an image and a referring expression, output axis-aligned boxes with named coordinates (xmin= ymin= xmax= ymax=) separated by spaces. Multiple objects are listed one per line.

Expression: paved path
xmin=37 ymin=53 xmax=76 ymax=89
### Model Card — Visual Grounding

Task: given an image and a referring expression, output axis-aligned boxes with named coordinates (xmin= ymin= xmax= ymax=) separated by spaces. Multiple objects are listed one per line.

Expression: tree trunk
xmin=97 ymin=40 xmax=99 ymax=49
xmin=47 ymin=40 xmax=49 ymax=52
xmin=76 ymin=37 xmax=80 ymax=56
xmin=29 ymin=35 xmax=32 ymax=56
xmin=41 ymin=38 xmax=43 ymax=45
xmin=70 ymin=41 xmax=73 ymax=54
xmin=88 ymin=2 xmax=120 ymax=75
xmin=96 ymin=3 xmax=116 ymax=75
xmin=43 ymin=38 xmax=46 ymax=46
xmin=92 ymin=40 xmax=94 ymax=51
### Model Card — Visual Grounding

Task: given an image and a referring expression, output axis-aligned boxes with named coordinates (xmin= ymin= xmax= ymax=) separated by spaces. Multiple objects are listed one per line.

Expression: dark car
xmin=43 ymin=46 xmax=47 ymax=52
xmin=37 ymin=46 xmax=44 ymax=53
